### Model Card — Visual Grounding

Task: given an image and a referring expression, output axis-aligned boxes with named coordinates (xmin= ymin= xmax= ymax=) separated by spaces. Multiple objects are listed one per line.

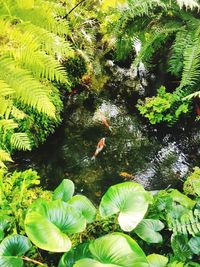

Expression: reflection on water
xmin=12 ymin=93 xmax=192 ymax=203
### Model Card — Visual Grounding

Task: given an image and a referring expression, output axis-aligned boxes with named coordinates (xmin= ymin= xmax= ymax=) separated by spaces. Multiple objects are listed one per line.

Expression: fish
xmin=195 ymin=103 xmax=200 ymax=116
xmin=98 ymin=111 xmax=112 ymax=132
xmin=91 ymin=137 xmax=106 ymax=160
xmin=119 ymin=172 xmax=135 ymax=180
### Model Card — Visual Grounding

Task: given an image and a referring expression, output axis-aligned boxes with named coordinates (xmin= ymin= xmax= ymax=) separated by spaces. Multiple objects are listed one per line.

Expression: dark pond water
xmin=12 ymin=96 xmax=200 ymax=202
xmin=11 ymin=62 xmax=200 ymax=202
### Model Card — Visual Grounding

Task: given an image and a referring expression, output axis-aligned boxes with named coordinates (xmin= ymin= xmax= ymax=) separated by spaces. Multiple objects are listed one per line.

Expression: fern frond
xmin=0 ymin=79 xmax=15 ymax=97
xmin=168 ymin=208 xmax=200 ymax=237
xmin=0 ymin=149 xmax=13 ymax=168
xmin=183 ymin=91 xmax=200 ymax=100
xmin=11 ymin=106 xmax=26 ymax=120
xmin=0 ymin=56 xmax=56 ymax=117
xmin=0 ymin=98 xmax=13 ymax=118
xmin=180 ymin=37 xmax=200 ymax=88
xmin=168 ymin=31 xmax=191 ymax=77
xmin=127 ymin=0 xmax=167 ymax=18
xmin=175 ymin=0 xmax=200 ymax=11
xmin=134 ymin=26 xmax=179 ymax=67
xmin=0 ymin=149 xmax=13 ymax=162
xmin=19 ymin=23 xmax=74 ymax=59
xmin=13 ymin=49 xmax=68 ymax=83
xmin=0 ymin=119 xmax=18 ymax=131
xmin=10 ymin=132 xmax=32 ymax=151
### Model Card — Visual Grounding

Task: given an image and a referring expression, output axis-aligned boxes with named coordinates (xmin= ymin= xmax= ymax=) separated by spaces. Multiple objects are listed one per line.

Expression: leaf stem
xmin=22 ymin=256 xmax=47 ymax=266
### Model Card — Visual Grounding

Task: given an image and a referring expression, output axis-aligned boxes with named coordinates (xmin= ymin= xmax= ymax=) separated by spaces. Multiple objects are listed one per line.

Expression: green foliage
xmin=25 ymin=179 xmax=96 ymax=252
xmin=147 ymin=254 xmax=168 ymax=267
xmin=73 ymin=232 xmax=150 ymax=267
xmin=105 ymin=0 xmax=200 ymax=124
xmin=53 ymin=179 xmax=75 ymax=202
xmin=171 ymin=234 xmax=193 ymax=262
xmin=0 ymin=234 xmax=31 ymax=267
xmin=0 ymin=169 xmax=51 ymax=234
xmin=99 ymin=181 xmax=153 ymax=231
xmin=137 ymin=86 xmax=190 ymax=124
xmin=134 ymin=219 xmax=164 ymax=243
xmin=184 ymin=167 xmax=200 ymax=197
xmin=64 ymin=55 xmax=88 ymax=87
xmin=0 ymin=0 xmax=75 ymax=160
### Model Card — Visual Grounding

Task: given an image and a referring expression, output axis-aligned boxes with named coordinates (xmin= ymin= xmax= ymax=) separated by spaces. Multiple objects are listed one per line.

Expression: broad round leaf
xmin=147 ymin=254 xmax=168 ymax=267
xmin=0 ymin=234 xmax=31 ymax=267
xmin=74 ymin=233 xmax=149 ymax=267
xmin=58 ymin=243 xmax=91 ymax=267
xmin=99 ymin=182 xmax=152 ymax=231
xmin=68 ymin=195 xmax=96 ymax=223
xmin=73 ymin=258 xmax=119 ymax=267
xmin=53 ymin=179 xmax=75 ymax=202
xmin=25 ymin=199 xmax=86 ymax=252
xmin=188 ymin=236 xmax=200 ymax=254
xmin=134 ymin=219 xmax=164 ymax=243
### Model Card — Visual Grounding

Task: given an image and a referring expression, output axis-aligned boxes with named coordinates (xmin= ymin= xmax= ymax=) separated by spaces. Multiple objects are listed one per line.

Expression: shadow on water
xmin=12 ymin=88 xmax=197 ymax=203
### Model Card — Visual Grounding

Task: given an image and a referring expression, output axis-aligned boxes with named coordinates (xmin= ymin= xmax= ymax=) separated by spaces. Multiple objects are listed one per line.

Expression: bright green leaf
xmin=68 ymin=195 xmax=96 ymax=223
xmin=99 ymin=182 xmax=152 ymax=231
xmin=147 ymin=254 xmax=168 ymax=267
xmin=134 ymin=219 xmax=164 ymax=243
xmin=53 ymin=179 xmax=75 ymax=202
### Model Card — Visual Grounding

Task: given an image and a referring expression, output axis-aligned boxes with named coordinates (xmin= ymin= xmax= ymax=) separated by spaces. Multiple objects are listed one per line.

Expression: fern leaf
xmin=183 ymin=91 xmax=200 ymax=100
xmin=0 ymin=119 xmax=18 ymax=131
xmin=11 ymin=106 xmax=27 ymax=120
xmin=0 ymin=79 xmax=14 ymax=97
xmin=13 ymin=49 xmax=68 ymax=83
xmin=0 ymin=149 xmax=13 ymax=162
xmin=176 ymin=0 xmax=200 ymax=10
xmin=10 ymin=132 xmax=32 ymax=151
xmin=0 ymin=56 xmax=56 ymax=118
xmin=134 ymin=26 xmax=179 ymax=67
xmin=180 ymin=37 xmax=200 ymax=88
xmin=168 ymin=31 xmax=191 ymax=77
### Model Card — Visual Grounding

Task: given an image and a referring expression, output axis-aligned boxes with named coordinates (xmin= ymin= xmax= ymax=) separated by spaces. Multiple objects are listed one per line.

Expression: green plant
xmin=183 ymin=167 xmax=200 ymax=197
xmin=99 ymin=181 xmax=153 ymax=231
xmin=0 ymin=0 xmax=74 ymax=159
xmin=0 ymin=169 xmax=51 ymax=234
xmin=59 ymin=232 xmax=168 ymax=267
xmin=137 ymin=86 xmax=190 ymax=124
xmin=25 ymin=179 xmax=96 ymax=252
xmin=103 ymin=0 xmax=200 ymax=124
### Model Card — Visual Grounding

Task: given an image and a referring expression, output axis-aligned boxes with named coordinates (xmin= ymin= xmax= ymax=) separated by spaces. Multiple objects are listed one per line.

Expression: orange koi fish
xmin=195 ymin=104 xmax=200 ymax=116
xmin=91 ymin=137 xmax=106 ymax=160
xmin=119 ymin=172 xmax=135 ymax=180
xmin=98 ymin=111 xmax=112 ymax=132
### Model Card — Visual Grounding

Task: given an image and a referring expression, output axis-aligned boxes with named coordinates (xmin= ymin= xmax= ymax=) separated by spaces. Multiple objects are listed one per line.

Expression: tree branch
xmin=63 ymin=0 xmax=87 ymax=19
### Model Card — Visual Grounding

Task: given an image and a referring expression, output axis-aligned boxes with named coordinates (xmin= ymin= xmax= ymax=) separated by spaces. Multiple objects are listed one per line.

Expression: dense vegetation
xmin=0 ymin=0 xmax=200 ymax=266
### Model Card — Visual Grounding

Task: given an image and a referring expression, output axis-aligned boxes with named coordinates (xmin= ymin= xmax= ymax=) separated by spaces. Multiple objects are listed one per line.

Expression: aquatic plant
xmin=25 ymin=179 xmax=96 ymax=252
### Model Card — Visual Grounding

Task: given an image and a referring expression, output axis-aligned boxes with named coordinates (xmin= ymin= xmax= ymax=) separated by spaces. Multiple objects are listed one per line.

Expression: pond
xmin=11 ymin=61 xmax=200 ymax=203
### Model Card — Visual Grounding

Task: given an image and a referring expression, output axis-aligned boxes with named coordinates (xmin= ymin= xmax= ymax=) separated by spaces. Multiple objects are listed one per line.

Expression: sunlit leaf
xmin=147 ymin=254 xmax=168 ymax=267
xmin=53 ymin=179 xmax=75 ymax=202
xmin=25 ymin=199 xmax=86 ymax=252
xmin=99 ymin=182 xmax=152 ymax=231
xmin=58 ymin=243 xmax=91 ymax=267
xmin=134 ymin=219 xmax=164 ymax=243
xmin=74 ymin=233 xmax=149 ymax=267
xmin=188 ymin=236 xmax=200 ymax=254
xmin=68 ymin=195 xmax=96 ymax=223
xmin=0 ymin=234 xmax=31 ymax=267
